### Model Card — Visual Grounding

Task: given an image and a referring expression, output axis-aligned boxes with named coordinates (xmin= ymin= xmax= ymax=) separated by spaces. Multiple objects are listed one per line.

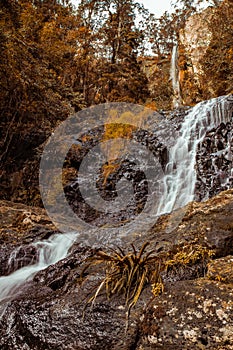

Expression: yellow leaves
xmin=98 ymin=106 xmax=158 ymax=181
xmin=20 ymin=2 xmax=38 ymax=33
xmin=40 ymin=21 xmax=62 ymax=51
xmin=227 ymin=48 xmax=233 ymax=60
xmin=41 ymin=21 xmax=57 ymax=38
xmin=78 ymin=26 xmax=90 ymax=34
xmin=151 ymin=282 xmax=164 ymax=297
xmin=66 ymin=29 xmax=79 ymax=43
xmin=165 ymin=244 xmax=215 ymax=270
xmin=103 ymin=108 xmax=150 ymax=142
xmin=103 ymin=120 xmax=135 ymax=141
xmin=100 ymin=109 xmax=136 ymax=163
xmin=145 ymin=100 xmax=157 ymax=111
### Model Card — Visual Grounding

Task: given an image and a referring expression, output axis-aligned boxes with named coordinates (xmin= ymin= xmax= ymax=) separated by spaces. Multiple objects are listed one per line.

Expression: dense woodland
xmin=0 ymin=0 xmax=232 ymax=204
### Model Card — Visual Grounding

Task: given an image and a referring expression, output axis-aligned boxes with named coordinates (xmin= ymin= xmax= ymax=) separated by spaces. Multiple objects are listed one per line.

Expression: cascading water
xmin=0 ymin=232 xmax=76 ymax=303
xmin=171 ymin=44 xmax=182 ymax=108
xmin=157 ymin=95 xmax=233 ymax=215
xmin=0 ymin=95 xmax=232 ymax=304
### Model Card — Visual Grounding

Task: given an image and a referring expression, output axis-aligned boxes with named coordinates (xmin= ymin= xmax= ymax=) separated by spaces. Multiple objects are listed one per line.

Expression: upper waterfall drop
xmin=170 ymin=44 xmax=182 ymax=108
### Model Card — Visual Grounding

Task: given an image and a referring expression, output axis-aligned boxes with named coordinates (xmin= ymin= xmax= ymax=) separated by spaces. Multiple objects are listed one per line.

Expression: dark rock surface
xmin=0 ymin=200 xmax=57 ymax=276
xmin=1 ymin=96 xmax=232 ymax=215
xmin=0 ymin=190 xmax=233 ymax=349
xmin=196 ymin=120 xmax=233 ymax=201
xmin=63 ymin=118 xmax=179 ymax=227
xmin=0 ymin=128 xmax=47 ymax=206
xmin=1 ymin=96 xmax=233 ymax=349
xmin=63 ymin=96 xmax=233 ymax=228
xmin=139 ymin=278 xmax=233 ymax=350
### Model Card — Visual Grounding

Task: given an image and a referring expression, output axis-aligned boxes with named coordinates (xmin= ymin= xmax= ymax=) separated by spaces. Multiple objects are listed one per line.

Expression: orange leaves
xmin=0 ymin=0 xmax=81 ymax=127
xmin=78 ymin=26 xmax=90 ymax=35
xmin=145 ymin=101 xmax=157 ymax=111
xmin=227 ymin=48 xmax=233 ymax=60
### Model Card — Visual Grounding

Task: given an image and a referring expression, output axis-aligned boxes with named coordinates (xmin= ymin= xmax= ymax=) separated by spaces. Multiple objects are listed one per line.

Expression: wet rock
xmin=195 ymin=113 xmax=233 ymax=202
xmin=136 ymin=189 xmax=233 ymax=260
xmin=0 ymin=200 xmax=58 ymax=276
xmin=0 ymin=190 xmax=233 ymax=349
xmin=4 ymin=245 xmax=39 ymax=276
xmin=63 ymin=110 xmax=188 ymax=228
xmin=0 ymin=255 xmax=140 ymax=350
xmin=139 ymin=278 xmax=233 ymax=350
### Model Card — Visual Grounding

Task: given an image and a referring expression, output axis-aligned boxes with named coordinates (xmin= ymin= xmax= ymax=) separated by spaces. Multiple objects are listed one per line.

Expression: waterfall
xmin=171 ymin=44 xmax=182 ymax=108
xmin=0 ymin=232 xmax=76 ymax=303
xmin=0 ymin=95 xmax=232 ymax=304
xmin=157 ymin=95 xmax=233 ymax=215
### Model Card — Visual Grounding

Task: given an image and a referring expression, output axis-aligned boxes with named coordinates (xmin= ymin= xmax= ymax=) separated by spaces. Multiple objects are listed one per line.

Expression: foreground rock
xmin=0 ymin=190 xmax=233 ymax=349
xmin=140 ymin=278 xmax=233 ymax=350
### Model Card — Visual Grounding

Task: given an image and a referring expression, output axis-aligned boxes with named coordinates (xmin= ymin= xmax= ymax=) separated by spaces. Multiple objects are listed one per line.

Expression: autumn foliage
xmin=0 ymin=0 xmax=232 ymax=204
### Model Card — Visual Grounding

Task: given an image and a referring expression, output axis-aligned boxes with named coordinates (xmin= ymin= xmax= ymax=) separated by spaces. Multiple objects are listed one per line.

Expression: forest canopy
xmin=0 ymin=0 xmax=232 ymax=119
xmin=0 ymin=0 xmax=232 ymax=204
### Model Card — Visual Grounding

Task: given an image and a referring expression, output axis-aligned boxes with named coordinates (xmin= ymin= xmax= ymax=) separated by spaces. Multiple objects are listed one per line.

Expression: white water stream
xmin=170 ymin=44 xmax=182 ymax=108
xmin=157 ymin=95 xmax=232 ymax=215
xmin=0 ymin=95 xmax=232 ymax=304
xmin=0 ymin=232 xmax=76 ymax=303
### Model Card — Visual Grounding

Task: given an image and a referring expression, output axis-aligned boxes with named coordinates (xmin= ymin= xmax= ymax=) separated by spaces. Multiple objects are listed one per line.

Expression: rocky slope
xmin=0 ymin=188 xmax=233 ymax=349
xmin=0 ymin=96 xmax=233 ymax=349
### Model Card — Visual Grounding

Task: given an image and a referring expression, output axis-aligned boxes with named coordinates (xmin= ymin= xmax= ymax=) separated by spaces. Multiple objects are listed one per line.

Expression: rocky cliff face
xmin=177 ymin=7 xmax=213 ymax=105
xmin=178 ymin=0 xmax=233 ymax=105
xmin=0 ymin=189 xmax=233 ymax=349
xmin=180 ymin=8 xmax=213 ymax=77
xmin=0 ymin=96 xmax=233 ymax=349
